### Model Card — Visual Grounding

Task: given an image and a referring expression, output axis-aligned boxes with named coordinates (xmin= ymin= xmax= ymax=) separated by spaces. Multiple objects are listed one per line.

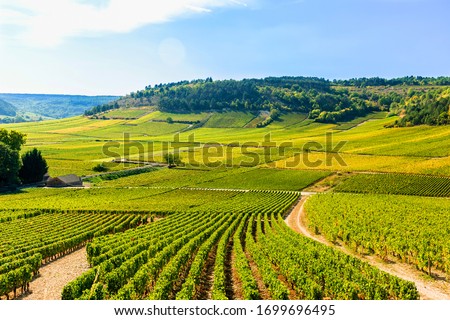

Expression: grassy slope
xmin=102 ymin=108 xmax=150 ymax=119
xmin=196 ymin=168 xmax=330 ymax=190
xmin=93 ymin=167 xmax=329 ymax=191
xmin=204 ymin=111 xmax=256 ymax=128
xmin=334 ymin=173 xmax=450 ymax=197
xmin=2 ymin=110 xmax=450 ymax=177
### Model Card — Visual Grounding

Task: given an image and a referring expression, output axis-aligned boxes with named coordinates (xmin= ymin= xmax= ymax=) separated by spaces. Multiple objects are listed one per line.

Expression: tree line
xmin=333 ymin=76 xmax=450 ymax=87
xmin=85 ymin=76 xmax=450 ymax=126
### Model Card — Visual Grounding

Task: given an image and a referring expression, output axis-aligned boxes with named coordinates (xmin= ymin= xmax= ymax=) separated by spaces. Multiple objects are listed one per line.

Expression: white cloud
xmin=0 ymin=0 xmax=248 ymax=47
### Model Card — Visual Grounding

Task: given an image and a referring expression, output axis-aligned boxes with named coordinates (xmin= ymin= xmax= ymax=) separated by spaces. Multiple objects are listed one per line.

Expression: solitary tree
xmin=163 ymin=153 xmax=182 ymax=167
xmin=19 ymin=148 xmax=48 ymax=184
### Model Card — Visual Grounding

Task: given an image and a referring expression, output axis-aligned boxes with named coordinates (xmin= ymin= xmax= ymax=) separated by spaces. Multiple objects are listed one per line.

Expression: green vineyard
xmin=335 ymin=173 xmax=450 ymax=197
xmin=305 ymin=193 xmax=450 ymax=276
xmin=2 ymin=81 xmax=450 ymax=302
xmin=59 ymin=190 xmax=418 ymax=300
xmin=0 ymin=210 xmax=147 ymax=299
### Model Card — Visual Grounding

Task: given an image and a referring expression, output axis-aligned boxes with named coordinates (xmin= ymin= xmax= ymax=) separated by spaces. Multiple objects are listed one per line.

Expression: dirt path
xmin=285 ymin=197 xmax=450 ymax=300
xmin=195 ymin=245 xmax=218 ymax=300
xmin=21 ymin=247 xmax=90 ymax=300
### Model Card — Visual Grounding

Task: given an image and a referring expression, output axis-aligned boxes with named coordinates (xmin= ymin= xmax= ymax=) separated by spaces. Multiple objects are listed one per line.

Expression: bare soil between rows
xmin=20 ymin=247 xmax=90 ymax=300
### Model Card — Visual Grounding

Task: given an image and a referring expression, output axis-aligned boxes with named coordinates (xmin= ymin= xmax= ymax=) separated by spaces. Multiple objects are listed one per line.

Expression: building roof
xmin=53 ymin=174 xmax=81 ymax=185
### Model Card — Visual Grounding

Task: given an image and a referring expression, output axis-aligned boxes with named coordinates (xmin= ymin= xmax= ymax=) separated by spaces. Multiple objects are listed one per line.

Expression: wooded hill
xmin=0 ymin=98 xmax=16 ymax=117
xmin=85 ymin=76 xmax=450 ymax=126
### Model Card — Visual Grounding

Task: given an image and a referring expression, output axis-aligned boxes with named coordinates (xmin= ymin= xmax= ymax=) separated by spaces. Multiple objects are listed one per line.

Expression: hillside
xmin=86 ymin=76 xmax=450 ymax=127
xmin=3 ymin=106 xmax=450 ymax=178
xmin=2 ymin=90 xmax=450 ymax=302
xmin=0 ymin=98 xmax=16 ymax=117
xmin=0 ymin=93 xmax=118 ymax=120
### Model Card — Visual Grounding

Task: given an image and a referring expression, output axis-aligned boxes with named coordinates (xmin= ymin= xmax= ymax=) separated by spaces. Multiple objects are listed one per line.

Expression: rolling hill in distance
xmin=88 ymin=76 xmax=450 ymax=127
xmin=0 ymin=98 xmax=16 ymax=117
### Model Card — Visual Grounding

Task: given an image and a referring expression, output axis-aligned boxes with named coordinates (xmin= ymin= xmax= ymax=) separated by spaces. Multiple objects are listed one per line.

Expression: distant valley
xmin=0 ymin=93 xmax=118 ymax=123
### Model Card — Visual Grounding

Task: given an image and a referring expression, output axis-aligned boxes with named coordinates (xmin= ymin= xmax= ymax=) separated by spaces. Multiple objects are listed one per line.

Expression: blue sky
xmin=0 ymin=0 xmax=449 ymax=95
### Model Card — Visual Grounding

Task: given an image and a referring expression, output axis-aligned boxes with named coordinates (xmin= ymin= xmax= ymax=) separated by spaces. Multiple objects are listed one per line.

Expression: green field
xmin=204 ymin=112 xmax=256 ymax=128
xmin=0 ymin=209 xmax=45 ymax=223
xmin=92 ymin=167 xmax=329 ymax=191
xmin=334 ymin=173 xmax=450 ymax=197
xmin=0 ymin=210 xmax=145 ymax=298
xmin=332 ymin=112 xmax=388 ymax=130
xmin=196 ymin=168 xmax=330 ymax=190
xmin=305 ymin=193 xmax=450 ymax=276
xmin=3 ymin=111 xmax=450 ymax=177
xmin=0 ymin=188 xmax=239 ymax=212
xmin=102 ymin=108 xmax=150 ymax=119
xmin=150 ymin=111 xmax=211 ymax=122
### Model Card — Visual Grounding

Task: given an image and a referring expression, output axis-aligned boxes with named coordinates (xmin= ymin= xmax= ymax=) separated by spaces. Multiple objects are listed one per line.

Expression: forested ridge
xmin=0 ymin=99 xmax=16 ymax=117
xmin=86 ymin=76 xmax=450 ymax=126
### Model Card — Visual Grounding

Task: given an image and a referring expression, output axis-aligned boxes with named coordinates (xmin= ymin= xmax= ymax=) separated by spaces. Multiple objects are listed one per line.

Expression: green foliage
xmin=0 ymin=143 xmax=20 ymax=187
xmin=163 ymin=153 xmax=182 ymax=166
xmin=306 ymin=193 xmax=450 ymax=277
xmin=57 ymin=190 xmax=419 ymax=300
xmin=335 ymin=173 xmax=450 ymax=197
xmin=245 ymin=213 xmax=289 ymax=299
xmin=0 ymin=188 xmax=238 ymax=212
xmin=392 ymin=88 xmax=450 ymax=126
xmin=0 ymin=128 xmax=26 ymax=151
xmin=0 ymin=210 xmax=142 ymax=299
xmin=204 ymin=112 xmax=256 ymax=128
xmin=233 ymin=215 xmax=260 ymax=299
xmin=92 ymin=167 xmax=330 ymax=191
xmin=333 ymin=76 xmax=450 ymax=87
xmin=92 ymin=163 xmax=109 ymax=173
xmin=262 ymin=211 xmax=418 ymax=300
xmin=0 ymin=129 xmax=26 ymax=186
xmin=19 ymin=148 xmax=48 ymax=184
xmin=84 ymin=167 xmax=157 ymax=183
xmin=332 ymin=112 xmax=387 ymax=130
xmin=0 ymin=98 xmax=16 ymax=117
xmin=100 ymin=108 xmax=148 ymax=119
xmin=88 ymin=77 xmax=384 ymax=124
xmin=196 ymin=168 xmax=330 ymax=191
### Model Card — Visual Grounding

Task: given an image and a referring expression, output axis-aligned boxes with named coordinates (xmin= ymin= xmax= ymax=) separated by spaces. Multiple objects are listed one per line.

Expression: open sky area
xmin=0 ymin=0 xmax=449 ymax=95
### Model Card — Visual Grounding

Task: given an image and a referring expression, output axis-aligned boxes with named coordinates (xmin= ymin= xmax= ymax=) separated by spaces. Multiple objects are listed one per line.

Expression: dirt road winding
xmin=285 ymin=196 xmax=450 ymax=300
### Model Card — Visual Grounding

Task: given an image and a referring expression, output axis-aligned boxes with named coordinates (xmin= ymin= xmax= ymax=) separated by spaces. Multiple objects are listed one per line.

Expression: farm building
xmin=46 ymin=174 xmax=83 ymax=188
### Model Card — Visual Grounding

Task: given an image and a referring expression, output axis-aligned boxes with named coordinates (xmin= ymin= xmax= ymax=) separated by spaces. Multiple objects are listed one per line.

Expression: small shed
xmin=46 ymin=174 xmax=83 ymax=188
xmin=43 ymin=173 xmax=51 ymax=182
